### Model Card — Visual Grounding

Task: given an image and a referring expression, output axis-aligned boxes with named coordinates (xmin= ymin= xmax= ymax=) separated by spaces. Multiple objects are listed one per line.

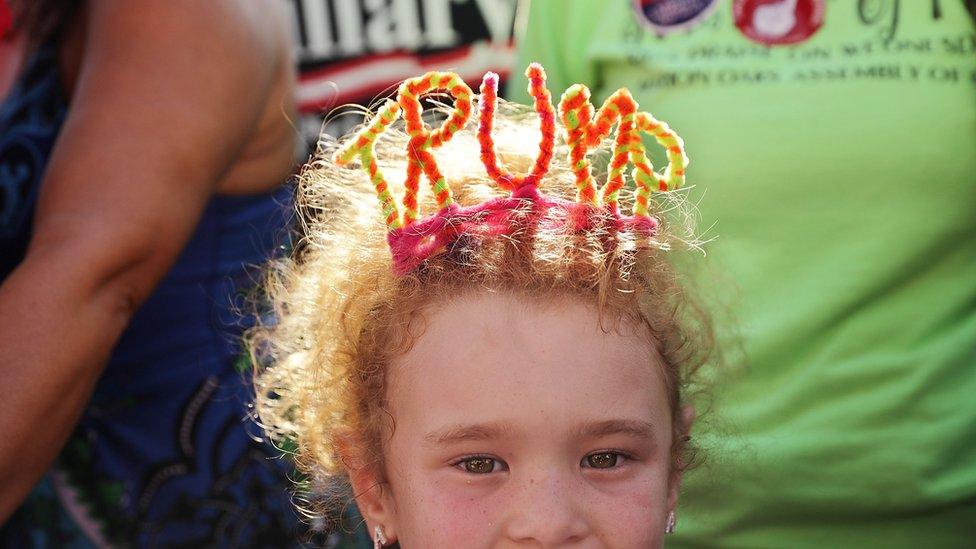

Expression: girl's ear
xmin=667 ymin=405 xmax=696 ymax=510
xmin=336 ymin=433 xmax=399 ymax=544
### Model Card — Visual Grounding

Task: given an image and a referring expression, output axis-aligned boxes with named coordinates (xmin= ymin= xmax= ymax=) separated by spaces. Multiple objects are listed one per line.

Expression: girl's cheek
xmin=406 ymin=478 xmax=506 ymax=544
xmin=601 ymin=483 xmax=665 ymax=545
xmin=574 ymin=471 xmax=665 ymax=543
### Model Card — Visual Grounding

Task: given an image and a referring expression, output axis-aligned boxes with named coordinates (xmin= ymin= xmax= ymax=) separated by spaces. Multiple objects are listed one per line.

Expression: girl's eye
xmin=583 ymin=451 xmax=624 ymax=469
xmin=458 ymin=457 xmax=502 ymax=474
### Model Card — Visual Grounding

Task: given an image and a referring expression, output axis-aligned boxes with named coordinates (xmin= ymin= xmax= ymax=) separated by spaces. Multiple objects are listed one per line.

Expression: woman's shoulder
xmin=81 ymin=0 xmax=297 ymax=193
xmin=85 ymin=0 xmax=290 ymax=77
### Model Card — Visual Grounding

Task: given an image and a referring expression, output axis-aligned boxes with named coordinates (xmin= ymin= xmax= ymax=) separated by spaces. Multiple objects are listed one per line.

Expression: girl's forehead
xmin=387 ymin=291 xmax=671 ymax=436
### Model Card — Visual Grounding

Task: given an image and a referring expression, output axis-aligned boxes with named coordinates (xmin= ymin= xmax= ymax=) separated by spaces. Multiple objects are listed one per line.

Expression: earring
xmin=665 ymin=510 xmax=677 ymax=534
xmin=374 ymin=525 xmax=388 ymax=548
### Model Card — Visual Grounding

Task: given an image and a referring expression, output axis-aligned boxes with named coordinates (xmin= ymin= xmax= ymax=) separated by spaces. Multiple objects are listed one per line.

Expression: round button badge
xmin=633 ymin=0 xmax=719 ymax=35
xmin=733 ymin=0 xmax=825 ymax=46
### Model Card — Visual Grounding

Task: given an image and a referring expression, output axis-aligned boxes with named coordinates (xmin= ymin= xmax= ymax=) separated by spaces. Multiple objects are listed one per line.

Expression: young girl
xmin=250 ymin=64 xmax=712 ymax=548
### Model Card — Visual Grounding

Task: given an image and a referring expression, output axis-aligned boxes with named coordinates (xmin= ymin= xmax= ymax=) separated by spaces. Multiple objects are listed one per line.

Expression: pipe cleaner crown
xmin=333 ymin=64 xmax=688 ymax=274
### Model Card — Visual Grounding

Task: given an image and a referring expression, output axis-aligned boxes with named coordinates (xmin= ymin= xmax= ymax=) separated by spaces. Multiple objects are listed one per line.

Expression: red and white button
xmin=733 ymin=0 xmax=825 ymax=46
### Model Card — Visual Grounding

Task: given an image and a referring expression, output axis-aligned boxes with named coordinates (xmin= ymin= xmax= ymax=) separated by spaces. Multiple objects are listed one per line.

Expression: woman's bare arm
xmin=0 ymin=0 xmax=291 ymax=519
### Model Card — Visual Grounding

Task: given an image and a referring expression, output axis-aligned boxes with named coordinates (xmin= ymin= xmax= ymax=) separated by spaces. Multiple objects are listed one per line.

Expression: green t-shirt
xmin=514 ymin=1 xmax=976 ymax=547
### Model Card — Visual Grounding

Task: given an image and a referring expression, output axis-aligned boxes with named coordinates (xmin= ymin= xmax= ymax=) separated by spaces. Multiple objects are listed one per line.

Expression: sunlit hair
xmin=247 ymin=87 xmax=713 ymax=525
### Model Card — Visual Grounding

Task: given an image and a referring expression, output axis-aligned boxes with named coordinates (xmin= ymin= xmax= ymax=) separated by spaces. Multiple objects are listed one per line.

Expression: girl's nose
xmin=502 ymin=470 xmax=592 ymax=546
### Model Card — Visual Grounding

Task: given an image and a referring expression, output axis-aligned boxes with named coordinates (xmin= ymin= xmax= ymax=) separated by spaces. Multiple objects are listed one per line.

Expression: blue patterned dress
xmin=0 ymin=43 xmax=306 ymax=547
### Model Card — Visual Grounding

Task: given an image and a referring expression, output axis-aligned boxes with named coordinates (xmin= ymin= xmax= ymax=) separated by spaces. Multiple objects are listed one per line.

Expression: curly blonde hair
xmin=247 ymin=98 xmax=713 ymax=524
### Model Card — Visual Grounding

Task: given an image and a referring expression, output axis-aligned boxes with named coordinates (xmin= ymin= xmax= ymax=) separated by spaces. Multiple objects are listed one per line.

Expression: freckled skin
xmin=363 ymin=291 xmax=679 ymax=548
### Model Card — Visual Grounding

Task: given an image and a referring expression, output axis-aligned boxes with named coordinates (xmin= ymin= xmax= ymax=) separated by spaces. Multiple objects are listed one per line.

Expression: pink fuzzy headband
xmin=333 ymin=64 xmax=689 ymax=275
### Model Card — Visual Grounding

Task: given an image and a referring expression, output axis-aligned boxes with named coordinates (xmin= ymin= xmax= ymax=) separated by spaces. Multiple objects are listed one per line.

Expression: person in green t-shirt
xmin=513 ymin=1 xmax=976 ymax=547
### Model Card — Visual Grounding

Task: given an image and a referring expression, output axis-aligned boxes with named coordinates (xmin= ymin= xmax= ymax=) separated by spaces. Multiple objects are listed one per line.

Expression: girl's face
xmin=354 ymin=291 xmax=682 ymax=548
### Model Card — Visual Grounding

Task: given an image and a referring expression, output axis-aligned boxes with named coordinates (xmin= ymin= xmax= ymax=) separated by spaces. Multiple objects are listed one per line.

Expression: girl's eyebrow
xmin=423 ymin=419 xmax=656 ymax=446
xmin=576 ymin=419 xmax=657 ymax=441
xmin=424 ymin=421 xmax=514 ymax=446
